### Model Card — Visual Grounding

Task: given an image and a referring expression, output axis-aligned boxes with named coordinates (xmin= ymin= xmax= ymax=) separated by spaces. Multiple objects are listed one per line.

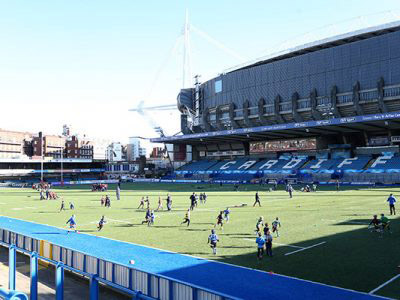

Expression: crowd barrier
xmin=51 ymin=179 xmax=119 ymax=186
xmin=0 ymin=228 xmax=236 ymax=300
xmin=0 ymin=289 xmax=28 ymax=300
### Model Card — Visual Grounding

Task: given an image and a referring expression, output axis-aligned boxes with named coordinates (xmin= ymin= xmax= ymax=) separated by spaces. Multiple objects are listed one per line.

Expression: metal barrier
xmin=0 ymin=289 xmax=28 ymax=300
xmin=0 ymin=229 xmax=236 ymax=300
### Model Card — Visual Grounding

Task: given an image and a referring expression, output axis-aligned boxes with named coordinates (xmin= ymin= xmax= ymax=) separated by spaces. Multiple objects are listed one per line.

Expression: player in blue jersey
xmin=387 ymin=194 xmax=396 ymax=215
xmin=256 ymin=232 xmax=266 ymax=261
xmin=66 ymin=215 xmax=77 ymax=232
xmin=223 ymin=207 xmax=230 ymax=223
xmin=208 ymin=229 xmax=219 ymax=255
xmin=141 ymin=209 xmax=151 ymax=225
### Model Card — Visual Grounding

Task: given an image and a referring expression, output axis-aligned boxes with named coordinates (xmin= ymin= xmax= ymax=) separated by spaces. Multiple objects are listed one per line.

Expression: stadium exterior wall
xmin=202 ymin=29 xmax=400 ymax=109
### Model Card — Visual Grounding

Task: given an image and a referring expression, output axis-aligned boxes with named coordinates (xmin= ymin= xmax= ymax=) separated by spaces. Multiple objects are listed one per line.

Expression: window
xmin=215 ymin=80 xmax=222 ymax=93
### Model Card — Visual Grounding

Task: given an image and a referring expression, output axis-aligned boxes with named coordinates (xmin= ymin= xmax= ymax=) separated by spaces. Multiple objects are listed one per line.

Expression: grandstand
xmin=152 ymin=20 xmax=400 ymax=186
xmin=0 ymin=159 xmax=106 ymax=185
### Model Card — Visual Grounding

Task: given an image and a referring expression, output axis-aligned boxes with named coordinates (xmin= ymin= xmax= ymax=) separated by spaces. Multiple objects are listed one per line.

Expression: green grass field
xmin=0 ymin=183 xmax=399 ymax=299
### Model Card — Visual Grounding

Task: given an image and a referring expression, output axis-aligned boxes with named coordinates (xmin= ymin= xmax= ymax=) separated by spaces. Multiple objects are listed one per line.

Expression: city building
xmin=89 ymin=137 xmax=113 ymax=160
xmin=79 ymin=140 xmax=94 ymax=160
xmin=0 ymin=129 xmax=32 ymax=159
xmin=65 ymin=136 xmax=79 ymax=159
xmin=127 ymin=138 xmax=146 ymax=161
xmin=150 ymin=147 xmax=166 ymax=158
xmin=106 ymin=142 xmax=123 ymax=162
xmin=32 ymin=132 xmax=65 ymax=159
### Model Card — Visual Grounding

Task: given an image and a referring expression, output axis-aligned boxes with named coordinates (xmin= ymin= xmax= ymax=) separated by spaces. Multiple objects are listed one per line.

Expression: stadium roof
xmin=224 ymin=20 xmax=400 ymax=74
xmin=151 ymin=112 xmax=400 ymax=144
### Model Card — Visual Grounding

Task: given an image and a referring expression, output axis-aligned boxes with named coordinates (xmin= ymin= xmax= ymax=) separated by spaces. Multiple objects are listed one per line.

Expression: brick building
xmin=78 ymin=139 xmax=94 ymax=159
xmin=1 ymin=129 xmax=97 ymax=161
xmin=150 ymin=147 xmax=166 ymax=158
xmin=65 ymin=136 xmax=79 ymax=158
xmin=32 ymin=132 xmax=65 ymax=159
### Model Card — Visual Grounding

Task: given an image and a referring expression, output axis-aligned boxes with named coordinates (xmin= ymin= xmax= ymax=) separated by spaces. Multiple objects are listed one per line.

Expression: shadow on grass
xmin=182 ymin=228 xmax=208 ymax=232
xmin=223 ymin=233 xmax=256 ymax=236
xmin=220 ymin=245 xmax=251 ymax=249
xmin=334 ymin=219 xmax=370 ymax=225
xmin=342 ymin=214 xmax=373 ymax=217
xmin=152 ymin=225 xmax=180 ymax=228
xmin=208 ymin=217 xmax=400 ymax=298
xmin=227 ymin=235 xmax=255 ymax=239
xmin=179 ymin=252 xmax=210 ymax=255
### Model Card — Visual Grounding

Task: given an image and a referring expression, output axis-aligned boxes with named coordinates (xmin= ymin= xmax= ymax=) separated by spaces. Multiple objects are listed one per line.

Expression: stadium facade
xmin=151 ymin=21 xmax=400 ymax=184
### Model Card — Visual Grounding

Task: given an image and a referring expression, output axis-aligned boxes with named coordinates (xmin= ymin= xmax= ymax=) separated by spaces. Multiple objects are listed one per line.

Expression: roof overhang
xmin=150 ymin=111 xmax=400 ymax=144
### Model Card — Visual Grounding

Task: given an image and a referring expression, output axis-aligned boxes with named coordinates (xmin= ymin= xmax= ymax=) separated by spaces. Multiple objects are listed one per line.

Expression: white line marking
xmin=107 ymin=218 xmax=132 ymax=224
xmin=369 ymin=274 xmax=400 ymax=295
xmin=285 ymin=241 xmax=326 ymax=256
xmin=243 ymin=238 xmax=304 ymax=249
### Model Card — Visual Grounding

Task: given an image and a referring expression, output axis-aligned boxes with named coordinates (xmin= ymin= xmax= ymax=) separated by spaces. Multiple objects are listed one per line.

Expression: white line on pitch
xmin=107 ymin=218 xmax=132 ymax=224
xmin=243 ymin=238 xmax=304 ymax=249
xmin=285 ymin=241 xmax=326 ymax=256
xmin=369 ymin=274 xmax=400 ymax=295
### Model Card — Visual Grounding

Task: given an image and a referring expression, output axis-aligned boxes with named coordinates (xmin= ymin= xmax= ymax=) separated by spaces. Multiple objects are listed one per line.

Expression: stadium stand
xmin=172 ymin=152 xmax=400 ymax=185
xmin=153 ymin=21 xmax=400 ymax=187
xmin=174 ymin=159 xmax=218 ymax=172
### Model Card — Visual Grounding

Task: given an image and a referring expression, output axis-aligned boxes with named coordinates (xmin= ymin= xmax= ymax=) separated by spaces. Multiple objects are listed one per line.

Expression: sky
xmin=0 ymin=1 xmax=400 ymax=150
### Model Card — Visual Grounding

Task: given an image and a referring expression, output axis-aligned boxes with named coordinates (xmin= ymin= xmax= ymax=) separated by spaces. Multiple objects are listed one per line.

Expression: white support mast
xmin=182 ymin=9 xmax=192 ymax=88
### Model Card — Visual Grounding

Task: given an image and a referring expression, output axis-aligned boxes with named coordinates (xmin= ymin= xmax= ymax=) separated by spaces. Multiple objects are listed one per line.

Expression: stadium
xmin=152 ymin=20 xmax=400 ymax=186
xmin=1 ymin=17 xmax=400 ymax=300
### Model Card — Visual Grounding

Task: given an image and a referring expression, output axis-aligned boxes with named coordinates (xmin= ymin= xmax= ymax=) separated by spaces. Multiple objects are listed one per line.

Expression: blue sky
xmin=0 ymin=1 xmax=399 ymax=147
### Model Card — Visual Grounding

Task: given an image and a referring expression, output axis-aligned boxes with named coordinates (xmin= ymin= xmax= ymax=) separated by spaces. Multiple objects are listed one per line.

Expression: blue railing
xmin=0 ymin=238 xmax=236 ymax=300
xmin=0 ymin=288 xmax=28 ymax=300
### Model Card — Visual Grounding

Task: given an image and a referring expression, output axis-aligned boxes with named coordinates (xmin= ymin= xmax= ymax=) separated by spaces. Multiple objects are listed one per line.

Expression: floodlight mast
xmin=183 ymin=9 xmax=192 ymax=89
xmin=129 ymin=9 xmax=245 ymax=134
